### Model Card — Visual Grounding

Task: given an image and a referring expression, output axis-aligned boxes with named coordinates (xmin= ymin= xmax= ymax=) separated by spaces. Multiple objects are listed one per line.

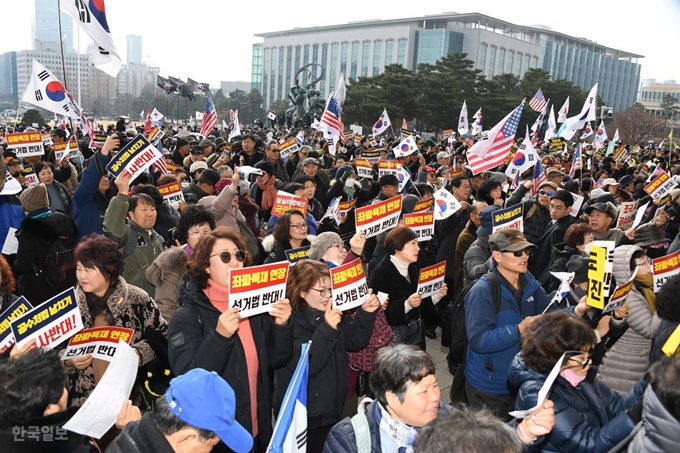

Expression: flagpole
xmin=56 ymin=0 xmax=69 ymax=91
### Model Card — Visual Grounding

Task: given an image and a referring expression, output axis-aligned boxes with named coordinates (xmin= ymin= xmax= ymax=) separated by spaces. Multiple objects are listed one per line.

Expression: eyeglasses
xmin=310 ymin=287 xmax=332 ymax=297
xmin=501 ymin=248 xmax=533 ymax=257
xmin=210 ymin=250 xmax=246 ymax=264
xmin=187 ymin=229 xmax=211 ymax=238
xmin=289 ymin=223 xmax=307 ymax=230
xmin=565 ymin=351 xmax=592 ymax=369
xmin=269 ymin=148 xmax=280 ymax=153
xmin=331 ymin=244 xmax=347 ymax=252
xmin=538 ymin=190 xmax=554 ymax=196
xmin=190 ymin=151 xmax=204 ymax=156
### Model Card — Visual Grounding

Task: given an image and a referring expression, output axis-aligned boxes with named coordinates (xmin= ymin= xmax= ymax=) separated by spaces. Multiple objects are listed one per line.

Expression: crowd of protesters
xmin=0 ymin=116 xmax=679 ymax=453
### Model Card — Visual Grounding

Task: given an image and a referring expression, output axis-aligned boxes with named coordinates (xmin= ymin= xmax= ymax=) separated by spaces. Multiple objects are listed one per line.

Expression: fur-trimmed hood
xmin=145 ymin=246 xmax=188 ymax=287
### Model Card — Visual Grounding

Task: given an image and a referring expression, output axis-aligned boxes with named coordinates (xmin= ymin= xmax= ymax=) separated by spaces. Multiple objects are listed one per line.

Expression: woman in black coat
xmin=275 ymin=260 xmax=378 ymax=453
xmin=168 ymin=227 xmax=293 ymax=453
xmin=367 ymin=227 xmax=447 ymax=351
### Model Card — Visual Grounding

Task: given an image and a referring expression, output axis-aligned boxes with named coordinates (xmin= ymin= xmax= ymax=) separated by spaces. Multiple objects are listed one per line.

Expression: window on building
xmin=479 ymin=43 xmax=487 ymax=72
xmin=304 ymin=45 xmax=310 ymax=65
xmin=330 ymin=43 xmax=338 ymax=92
xmin=488 ymin=46 xmax=496 ymax=78
xmin=285 ymin=46 xmax=292 ymax=96
xmin=397 ymin=39 xmax=407 ymax=67
xmin=361 ymin=41 xmax=370 ymax=77
xmin=341 ymin=42 xmax=348 ymax=76
xmin=278 ymin=47 xmax=284 ymax=100
xmin=263 ymin=47 xmax=270 ymax=104
xmin=270 ymin=47 xmax=278 ymax=103
xmin=320 ymin=43 xmax=328 ymax=97
xmin=373 ymin=40 xmax=382 ymax=76
xmin=385 ymin=39 xmax=394 ymax=65
xmin=498 ymin=48 xmax=505 ymax=75
xmin=514 ymin=52 xmax=522 ymax=75
xmin=294 ymin=45 xmax=301 ymax=73
xmin=351 ymin=41 xmax=359 ymax=80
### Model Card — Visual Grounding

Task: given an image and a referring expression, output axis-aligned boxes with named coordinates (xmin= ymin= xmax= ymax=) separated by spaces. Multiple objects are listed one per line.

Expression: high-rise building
xmin=0 ymin=52 xmax=18 ymax=103
xmin=126 ymin=35 xmax=143 ymax=65
xmin=32 ymin=0 xmax=74 ymax=52
xmin=253 ymin=12 xmax=643 ymax=112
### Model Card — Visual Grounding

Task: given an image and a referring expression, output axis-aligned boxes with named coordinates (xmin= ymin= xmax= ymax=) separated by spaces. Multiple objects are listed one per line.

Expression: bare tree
xmin=610 ymin=108 xmax=665 ymax=144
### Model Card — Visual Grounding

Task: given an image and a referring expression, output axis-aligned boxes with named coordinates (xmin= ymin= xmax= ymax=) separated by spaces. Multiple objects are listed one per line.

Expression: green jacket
xmin=103 ymin=193 xmax=166 ymax=295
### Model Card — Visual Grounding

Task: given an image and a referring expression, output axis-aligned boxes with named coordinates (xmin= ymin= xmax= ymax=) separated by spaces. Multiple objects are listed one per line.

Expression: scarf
xmin=375 ymin=401 xmax=419 ymax=453
xmin=203 ymin=278 xmax=260 ymax=437
xmin=257 ymin=175 xmax=277 ymax=210
xmin=342 ymin=184 xmax=356 ymax=200
xmin=635 ymin=274 xmax=656 ymax=314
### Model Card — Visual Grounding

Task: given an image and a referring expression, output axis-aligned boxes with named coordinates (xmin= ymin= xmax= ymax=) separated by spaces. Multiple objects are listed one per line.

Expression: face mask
xmin=560 ymin=368 xmax=586 ymax=387
xmin=646 ymin=247 xmax=667 ymax=260
xmin=583 ymin=243 xmax=592 ymax=256
xmin=181 ymin=182 xmax=190 ymax=189
xmin=73 ymin=155 xmax=85 ymax=166
xmin=345 ymin=178 xmax=355 ymax=187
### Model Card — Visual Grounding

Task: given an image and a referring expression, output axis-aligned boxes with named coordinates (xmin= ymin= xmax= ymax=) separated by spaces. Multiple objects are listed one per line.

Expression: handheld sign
xmin=90 ymin=134 xmax=108 ymax=150
xmin=355 ymin=195 xmax=402 ymax=238
xmin=228 ymin=262 xmax=290 ymax=318
xmin=568 ymin=192 xmax=585 ymax=217
xmin=616 ymin=201 xmax=637 ymax=228
xmin=360 ymin=149 xmax=381 ymax=164
xmin=631 ymin=201 xmax=650 ymax=229
xmin=602 ymin=280 xmax=634 ymax=315
xmin=285 ymin=246 xmax=310 ymax=265
xmin=354 ymin=158 xmax=373 ymax=179
xmin=416 ymin=262 xmax=446 ymax=299
xmin=413 ymin=198 xmax=434 ymax=212
xmin=509 ymin=353 xmax=566 ymax=419
xmin=403 ymin=212 xmax=435 ymax=241
xmin=330 ymin=258 xmax=369 ymax=311
xmin=157 ymin=181 xmax=185 ymax=209
xmin=6 ymin=131 xmax=44 ymax=158
xmin=586 ymin=241 xmax=615 ymax=309
xmin=105 ymin=134 xmax=163 ymax=181
xmin=338 ymin=198 xmax=358 ymax=218
xmin=662 ymin=324 xmax=680 ymax=357
xmin=0 ymin=297 xmax=34 ymax=352
xmin=652 ymin=249 xmax=680 ymax=293
xmin=54 ymin=138 xmax=78 ymax=163
xmin=62 ymin=327 xmax=134 ymax=362
xmin=10 ymin=287 xmax=83 ymax=350
xmin=377 ymin=160 xmax=400 ymax=177
xmin=644 ymin=172 xmax=677 ymax=199
xmin=22 ymin=165 xmax=39 ymax=186
xmin=271 ymin=190 xmax=308 ymax=218
xmin=279 ymin=138 xmax=299 ymax=159
xmin=492 ymin=203 xmax=524 ymax=233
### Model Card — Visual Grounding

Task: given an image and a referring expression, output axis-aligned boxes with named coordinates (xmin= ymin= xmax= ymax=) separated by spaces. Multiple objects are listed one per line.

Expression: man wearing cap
xmin=617 ymin=175 xmax=635 ymax=203
xmin=373 ymin=174 xmax=400 ymax=204
xmin=183 ymin=146 xmax=207 ymax=171
xmin=107 ymin=368 xmax=253 ymax=453
xmin=585 ymin=201 xmax=635 ymax=243
xmin=464 ymin=229 xmax=581 ymax=420
xmin=262 ymin=140 xmax=290 ymax=183
xmin=435 ymin=151 xmax=452 ymax=170
xmin=295 ymin=157 xmax=329 ymax=209
xmin=462 ymin=205 xmax=503 ymax=287
xmin=546 ymin=169 xmax=565 ymax=187
xmin=602 ymin=178 xmax=620 ymax=202
xmin=182 ymin=169 xmax=220 ymax=204
xmin=505 ymin=179 xmax=555 ymax=247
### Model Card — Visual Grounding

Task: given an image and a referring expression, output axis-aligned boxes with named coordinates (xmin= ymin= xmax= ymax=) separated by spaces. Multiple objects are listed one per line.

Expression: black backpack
xmin=42 ymin=236 xmax=78 ymax=291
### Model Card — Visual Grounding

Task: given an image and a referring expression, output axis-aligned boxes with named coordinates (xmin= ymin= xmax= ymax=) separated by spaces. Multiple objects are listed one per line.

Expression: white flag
xmin=60 ymin=0 xmax=122 ymax=78
xmin=139 ymin=110 xmax=145 ymax=121
xmin=222 ymin=119 xmax=228 ymax=130
xmin=580 ymin=122 xmax=594 ymax=139
xmin=21 ymin=60 xmax=83 ymax=120
xmin=558 ymin=85 xmax=598 ymax=140
xmin=458 ymin=101 xmax=469 ymax=136
xmin=544 ymin=106 xmax=557 ymax=140
xmin=433 ymin=188 xmax=462 ymax=220
xmin=393 ymin=136 xmax=418 ymax=157
xmin=471 ymin=108 xmax=483 ymax=135
xmin=557 ymin=97 xmax=570 ymax=123
xmin=594 ymin=120 xmax=608 ymax=145
xmin=372 ymin=108 xmax=391 ymax=136
xmin=396 ymin=166 xmax=411 ymax=193
xmin=229 ymin=110 xmax=241 ymax=140
xmin=149 ymin=108 xmax=164 ymax=122
xmin=189 ymin=116 xmax=195 ymax=127
xmin=505 ymin=126 xmax=539 ymax=179
xmin=613 ymin=128 xmax=620 ymax=143
xmin=195 ymin=111 xmax=204 ymax=121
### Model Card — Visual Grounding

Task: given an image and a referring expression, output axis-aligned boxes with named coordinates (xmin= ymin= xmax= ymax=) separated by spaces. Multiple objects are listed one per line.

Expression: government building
xmin=252 ymin=12 xmax=642 ymax=113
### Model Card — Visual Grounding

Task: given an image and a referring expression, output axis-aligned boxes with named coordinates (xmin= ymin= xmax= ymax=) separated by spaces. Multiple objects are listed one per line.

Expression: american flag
xmin=320 ymin=74 xmax=346 ymax=137
xmin=532 ymin=159 xmax=547 ymax=196
xmin=529 ymin=88 xmax=548 ymax=112
xmin=150 ymin=139 xmax=170 ymax=175
xmin=467 ymin=102 xmax=524 ymax=174
xmin=569 ymin=145 xmax=582 ymax=177
xmin=200 ymin=94 xmax=217 ymax=137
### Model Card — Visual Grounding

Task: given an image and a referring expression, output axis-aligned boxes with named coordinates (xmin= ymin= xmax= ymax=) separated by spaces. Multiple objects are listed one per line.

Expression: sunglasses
xmin=501 ymin=248 xmax=533 ymax=257
xmin=210 ymin=250 xmax=246 ymax=264
xmin=10 ymin=171 xmax=22 ymax=177
xmin=538 ymin=190 xmax=554 ymax=196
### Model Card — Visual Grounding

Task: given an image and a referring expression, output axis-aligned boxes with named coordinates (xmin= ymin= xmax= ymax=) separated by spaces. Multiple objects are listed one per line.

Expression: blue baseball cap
xmin=166 ymin=369 xmax=253 ymax=453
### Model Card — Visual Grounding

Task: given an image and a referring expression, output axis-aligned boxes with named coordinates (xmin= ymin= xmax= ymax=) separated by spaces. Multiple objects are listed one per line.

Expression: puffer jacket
xmin=262 ymin=234 xmax=314 ymax=264
xmin=509 ymin=354 xmax=644 ymax=452
xmin=47 ymin=180 xmax=74 ymax=218
xmin=103 ymin=193 xmax=166 ymax=295
xmin=628 ymin=386 xmax=680 ymax=452
xmin=145 ymin=246 xmax=188 ymax=322
xmin=198 ymin=184 xmax=246 ymax=230
xmin=462 ymin=234 xmax=491 ymax=288
xmin=598 ymin=245 xmax=660 ymax=394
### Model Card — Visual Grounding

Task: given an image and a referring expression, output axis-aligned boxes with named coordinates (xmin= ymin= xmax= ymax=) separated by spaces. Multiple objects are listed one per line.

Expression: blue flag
xmin=268 ymin=341 xmax=310 ymax=453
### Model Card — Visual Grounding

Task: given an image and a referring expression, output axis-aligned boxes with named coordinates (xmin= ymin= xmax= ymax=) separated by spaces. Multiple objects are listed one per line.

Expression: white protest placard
xmin=631 ymin=201 xmax=650 ymax=229
xmin=568 ymin=192 xmax=585 ymax=217
xmin=338 ymin=198 xmax=358 ymax=218
xmin=63 ymin=341 xmax=139 ymax=438
xmin=354 ymin=158 xmax=373 ymax=179
xmin=10 ymin=287 xmax=84 ymax=350
xmin=403 ymin=212 xmax=435 ymax=241
xmin=644 ymin=172 xmax=677 ymax=199
xmin=603 ymin=273 xmax=637 ymax=315
xmin=492 ymin=203 xmax=524 ymax=233
xmin=377 ymin=160 xmax=400 ymax=178
xmin=509 ymin=353 xmax=566 ymax=419
xmin=416 ymin=261 xmax=446 ymax=299
xmin=355 ymin=195 xmax=402 ymax=238
xmin=54 ymin=139 xmax=78 ymax=163
xmin=105 ymin=134 xmax=163 ymax=182
xmin=616 ymin=201 xmax=638 ymax=228
xmin=157 ymin=181 xmax=185 ymax=209
xmin=331 ymin=258 xmax=370 ymax=311
xmin=61 ymin=327 xmax=134 ymax=363
xmin=2 ymin=227 xmax=18 ymax=255
xmin=6 ymin=131 xmax=45 ymax=158
xmin=279 ymin=138 xmax=299 ymax=160
xmin=652 ymin=249 xmax=680 ymax=293
xmin=228 ymin=262 xmax=289 ymax=318
xmin=0 ymin=297 xmax=33 ymax=352
xmin=22 ymin=165 xmax=39 ymax=186
xmin=0 ymin=171 xmax=23 ymax=195
xmin=271 ymin=191 xmax=308 ymax=218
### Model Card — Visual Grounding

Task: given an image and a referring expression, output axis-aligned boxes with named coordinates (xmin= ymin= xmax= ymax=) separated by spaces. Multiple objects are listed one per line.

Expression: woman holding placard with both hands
xmin=275 ymin=260 xmax=379 ymax=453
xmin=168 ymin=226 xmax=292 ymax=453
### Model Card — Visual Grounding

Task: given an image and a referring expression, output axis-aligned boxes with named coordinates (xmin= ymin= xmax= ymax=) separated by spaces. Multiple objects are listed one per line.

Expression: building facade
xmin=32 ymin=0 xmax=74 ymax=53
xmin=253 ymin=12 xmax=642 ymax=113
xmin=126 ymin=35 xmax=143 ymax=65
xmin=0 ymin=52 xmax=18 ymax=103
xmin=639 ymin=82 xmax=680 ymax=116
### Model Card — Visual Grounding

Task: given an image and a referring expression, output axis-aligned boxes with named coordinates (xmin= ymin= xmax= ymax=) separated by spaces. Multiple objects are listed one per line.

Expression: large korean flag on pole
xmin=61 ymin=0 xmax=122 ymax=78
xmin=21 ymin=60 xmax=82 ymax=120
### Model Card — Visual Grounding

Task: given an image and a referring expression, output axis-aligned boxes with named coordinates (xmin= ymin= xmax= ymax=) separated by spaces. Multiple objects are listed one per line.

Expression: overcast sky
xmin=4 ymin=0 xmax=678 ymax=88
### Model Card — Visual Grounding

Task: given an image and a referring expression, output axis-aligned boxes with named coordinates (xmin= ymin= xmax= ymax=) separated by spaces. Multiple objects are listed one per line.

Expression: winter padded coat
xmin=628 ymin=386 xmax=680 ymax=452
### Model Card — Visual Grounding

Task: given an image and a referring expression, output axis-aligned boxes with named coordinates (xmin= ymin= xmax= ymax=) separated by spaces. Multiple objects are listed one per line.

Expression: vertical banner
xmin=330 ymin=259 xmax=369 ymax=311
xmin=228 ymin=262 xmax=290 ymax=318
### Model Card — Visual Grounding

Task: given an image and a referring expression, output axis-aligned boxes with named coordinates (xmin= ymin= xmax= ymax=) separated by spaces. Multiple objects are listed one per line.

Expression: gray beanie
xmin=20 ymin=183 xmax=49 ymax=212
xmin=309 ymin=232 xmax=343 ymax=261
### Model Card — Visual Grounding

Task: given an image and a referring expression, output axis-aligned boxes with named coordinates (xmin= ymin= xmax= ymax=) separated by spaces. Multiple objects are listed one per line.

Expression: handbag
xmin=392 ymin=319 xmax=424 ymax=347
